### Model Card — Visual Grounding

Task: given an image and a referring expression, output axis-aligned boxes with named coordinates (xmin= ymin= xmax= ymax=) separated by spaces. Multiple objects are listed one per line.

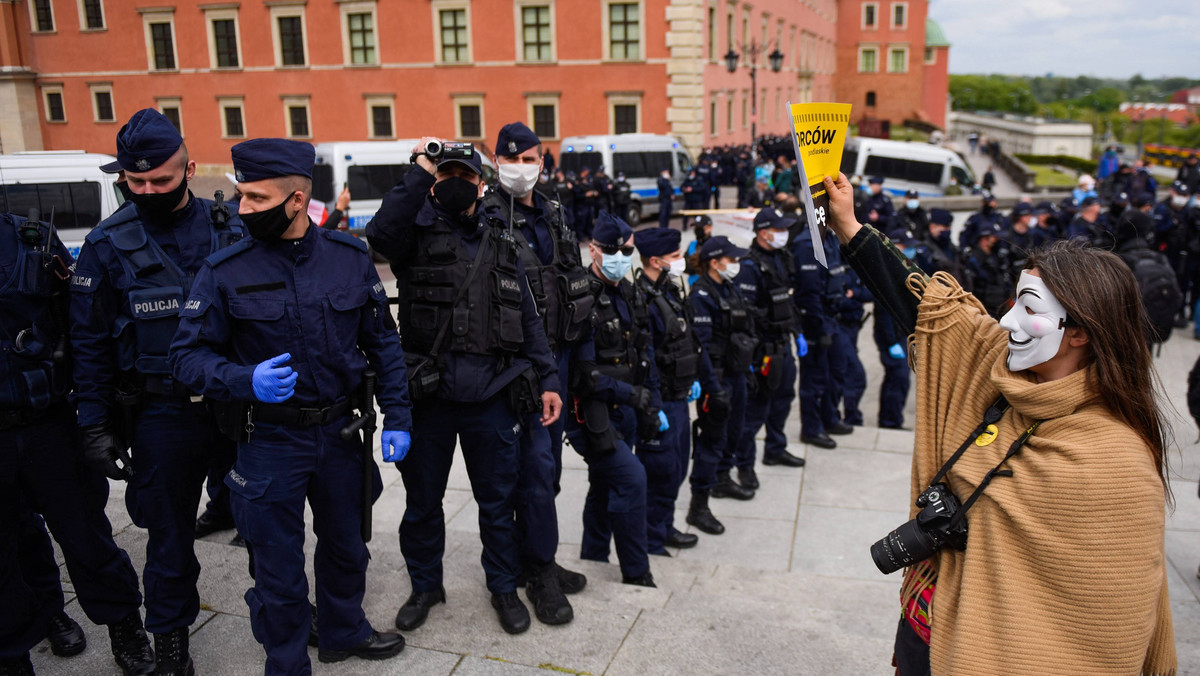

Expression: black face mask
xmin=935 ymin=230 xmax=951 ymax=245
xmin=982 ymin=204 xmax=994 ymax=215
xmin=130 ymin=176 xmax=189 ymax=222
xmin=433 ymin=177 xmax=479 ymax=215
xmin=242 ymin=197 xmax=295 ymax=241
xmin=116 ymin=181 xmax=134 ymax=203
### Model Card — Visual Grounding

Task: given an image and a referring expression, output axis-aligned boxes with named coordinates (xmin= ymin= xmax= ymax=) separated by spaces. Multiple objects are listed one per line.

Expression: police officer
xmin=593 ymin=168 xmax=615 ymax=217
xmin=963 ymin=221 xmax=1015 ymax=318
xmin=366 ymin=138 xmax=562 ymax=635
xmin=567 ymin=211 xmax=658 ymax=587
xmin=482 ymin=121 xmax=590 ymax=625
xmin=634 ymin=227 xmax=715 ymax=554
xmin=656 ymin=169 xmax=675 ymax=229
xmin=735 ymin=208 xmax=806 ymax=474
xmin=573 ymin=167 xmax=596 ymax=240
xmin=1065 ymin=196 xmax=1111 ymax=247
xmin=959 ymin=191 xmax=1009 ymax=249
xmin=822 ymin=237 xmax=870 ymax=429
xmin=1 ymin=212 xmax=155 ymax=676
xmin=681 ymin=169 xmax=708 ymax=215
xmin=70 ymin=108 xmax=244 ymax=674
xmin=874 ymin=230 xmax=917 ymax=429
xmin=1155 ymin=181 xmax=1199 ymax=324
xmin=552 ymin=169 xmax=575 ymax=231
xmin=613 ymin=172 xmax=633 ymax=224
xmin=792 ymin=223 xmax=843 ymax=449
xmin=920 ymin=208 xmax=961 ymax=279
xmin=888 ymin=189 xmax=929 ymax=238
xmin=862 ymin=177 xmax=895 ymax=228
xmin=1005 ymin=202 xmax=1037 ymax=269
xmin=170 ymin=138 xmax=409 ymax=673
xmin=687 ymin=236 xmax=757 ymax=535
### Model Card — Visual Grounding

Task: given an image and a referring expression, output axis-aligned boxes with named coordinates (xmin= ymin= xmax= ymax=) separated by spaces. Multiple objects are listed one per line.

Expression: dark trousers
xmin=400 ymin=394 xmax=521 ymax=594
xmin=570 ymin=406 xmax=649 ymax=579
xmin=693 ymin=373 xmax=747 ymax=491
xmin=799 ymin=343 xmax=840 ymax=437
xmin=634 ymin=399 xmax=688 ymax=553
xmin=200 ymin=448 xmax=235 ymax=521
xmin=740 ymin=348 xmax=796 ymax=464
xmin=0 ymin=407 xmax=142 ymax=658
xmin=893 ymin=618 xmax=931 ymax=676
xmin=829 ymin=323 xmax=866 ymax=426
xmin=228 ymin=416 xmax=378 ymax=676
xmin=877 ymin=347 xmax=911 ymax=428
xmin=515 ymin=414 xmax=559 ymax=570
xmin=128 ymin=397 xmax=234 ymax=634
xmin=658 ymin=200 xmax=673 ymax=229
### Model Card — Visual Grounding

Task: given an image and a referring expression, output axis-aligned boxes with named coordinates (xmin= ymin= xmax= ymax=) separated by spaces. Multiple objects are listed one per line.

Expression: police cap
xmin=979 ymin=221 xmax=1005 ymax=238
xmin=231 ymin=138 xmax=315 ymax=182
xmin=437 ymin=145 xmax=483 ymax=176
xmin=753 ymin=207 xmax=789 ymax=231
xmin=116 ymin=108 xmax=183 ymax=173
xmin=496 ymin=122 xmax=540 ymax=157
xmin=634 ymin=227 xmax=681 ymax=258
xmin=981 ymin=191 xmax=997 ymax=203
xmin=1079 ymin=196 xmax=1100 ymax=208
xmin=1033 ymin=201 xmax=1054 ymax=214
xmin=1112 ymin=191 xmax=1130 ymax=205
xmin=591 ymin=210 xmax=633 ymax=249
xmin=1012 ymin=202 xmax=1033 ymax=217
xmin=1171 ymin=180 xmax=1191 ymax=196
xmin=99 ymin=160 xmax=122 ymax=174
xmin=699 ymin=235 xmax=750 ymax=262
xmin=885 ymin=226 xmax=917 ymax=246
xmin=867 ymin=176 xmax=884 ymax=185
xmin=904 ymin=189 xmax=919 ymax=199
xmin=929 ymin=208 xmax=953 ymax=226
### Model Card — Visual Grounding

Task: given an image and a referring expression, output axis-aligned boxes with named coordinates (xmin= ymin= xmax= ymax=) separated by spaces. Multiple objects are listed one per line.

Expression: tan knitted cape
xmin=903 ymin=272 xmax=1176 ymax=676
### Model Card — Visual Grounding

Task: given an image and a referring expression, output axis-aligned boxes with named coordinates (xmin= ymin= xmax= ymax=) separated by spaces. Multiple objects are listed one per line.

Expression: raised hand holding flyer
xmin=787 ymin=102 xmax=851 ymax=268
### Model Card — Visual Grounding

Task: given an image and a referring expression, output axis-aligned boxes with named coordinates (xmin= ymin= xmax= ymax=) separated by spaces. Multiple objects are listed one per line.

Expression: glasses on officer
xmin=597 ymin=243 xmax=635 ymax=256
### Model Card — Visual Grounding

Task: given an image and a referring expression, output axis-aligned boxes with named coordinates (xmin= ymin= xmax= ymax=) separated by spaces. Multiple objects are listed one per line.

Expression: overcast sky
xmin=930 ymin=0 xmax=1198 ymax=78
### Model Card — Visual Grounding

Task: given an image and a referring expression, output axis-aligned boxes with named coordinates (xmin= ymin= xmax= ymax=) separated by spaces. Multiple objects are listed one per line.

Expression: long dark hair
xmin=1027 ymin=240 xmax=1171 ymax=494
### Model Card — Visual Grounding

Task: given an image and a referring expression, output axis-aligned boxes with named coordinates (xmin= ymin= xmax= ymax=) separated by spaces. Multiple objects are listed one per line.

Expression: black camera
xmin=870 ymin=482 xmax=967 ymax=575
xmin=416 ymin=140 xmax=475 ymax=163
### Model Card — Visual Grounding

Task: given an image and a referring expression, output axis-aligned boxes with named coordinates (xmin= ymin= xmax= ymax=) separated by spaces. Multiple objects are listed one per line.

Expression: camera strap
xmin=927 ymin=395 xmax=1010 ymax=487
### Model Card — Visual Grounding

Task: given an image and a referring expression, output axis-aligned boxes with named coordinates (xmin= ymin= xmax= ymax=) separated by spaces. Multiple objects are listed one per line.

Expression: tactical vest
xmin=747 ymin=245 xmax=796 ymax=336
xmin=636 ymin=273 xmax=700 ymax=400
xmin=694 ymin=275 xmax=757 ymax=378
xmin=397 ymin=213 xmax=526 ymax=358
xmin=590 ymin=276 xmax=651 ymax=385
xmin=482 ymin=190 xmax=594 ymax=350
xmin=92 ymin=197 xmax=244 ymax=378
xmin=1 ymin=215 xmax=71 ymax=409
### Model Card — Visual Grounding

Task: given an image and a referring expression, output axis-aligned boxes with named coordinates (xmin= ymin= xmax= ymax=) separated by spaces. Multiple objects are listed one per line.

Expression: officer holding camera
xmin=366 ymin=138 xmax=562 ymax=636
xmin=170 ymin=138 xmax=410 ymax=673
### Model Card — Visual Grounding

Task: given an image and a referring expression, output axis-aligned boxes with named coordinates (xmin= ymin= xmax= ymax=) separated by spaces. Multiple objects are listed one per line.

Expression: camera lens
xmin=871 ymin=518 xmax=937 ymax=575
xmin=424 ymin=140 xmax=443 ymax=158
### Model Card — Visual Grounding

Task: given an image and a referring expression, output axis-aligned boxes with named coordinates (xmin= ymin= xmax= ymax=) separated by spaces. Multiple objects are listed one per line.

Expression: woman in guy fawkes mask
xmin=820 ymin=172 xmax=1175 ymax=676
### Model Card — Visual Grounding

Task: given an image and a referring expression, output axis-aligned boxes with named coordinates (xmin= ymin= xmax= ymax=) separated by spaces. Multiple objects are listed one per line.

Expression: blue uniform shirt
xmin=168 ymin=224 xmax=413 ymax=430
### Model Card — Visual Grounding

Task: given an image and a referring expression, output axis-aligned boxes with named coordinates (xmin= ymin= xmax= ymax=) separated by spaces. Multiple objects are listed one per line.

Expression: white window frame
xmin=924 ymin=46 xmax=936 ymax=65
xmin=270 ymin=4 xmax=309 ymax=69
xmin=452 ymin=94 xmax=485 ymax=140
xmin=77 ymin=0 xmax=106 ymax=31
xmin=42 ymin=85 xmax=66 ymax=123
xmin=602 ymin=0 xmax=644 ymax=62
xmin=156 ymin=97 xmax=183 ymax=137
xmin=29 ymin=0 xmax=55 ymax=33
xmin=607 ymin=93 xmax=641 ymax=135
xmin=282 ymin=95 xmax=312 ymax=138
xmin=340 ymin=1 xmax=379 ymax=66
xmin=858 ymin=44 xmax=878 ymax=73
xmin=217 ymin=96 xmax=245 ymax=139
xmin=141 ymin=9 xmax=178 ymax=72
xmin=861 ymin=2 xmax=877 ymax=29
xmin=204 ymin=7 xmax=243 ymax=70
xmin=526 ymin=94 xmax=560 ymax=141
xmin=887 ymin=45 xmax=908 ymax=73
xmin=364 ymin=94 xmax=395 ymax=139
xmin=432 ymin=0 xmax=472 ymax=65
xmin=514 ymin=0 xmax=556 ymax=64
xmin=891 ymin=1 xmax=907 ymax=29
xmin=89 ymin=82 xmax=115 ymax=123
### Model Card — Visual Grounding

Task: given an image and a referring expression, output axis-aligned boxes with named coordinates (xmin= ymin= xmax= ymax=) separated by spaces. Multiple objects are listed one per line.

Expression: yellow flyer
xmin=788 ymin=102 xmax=851 ymax=268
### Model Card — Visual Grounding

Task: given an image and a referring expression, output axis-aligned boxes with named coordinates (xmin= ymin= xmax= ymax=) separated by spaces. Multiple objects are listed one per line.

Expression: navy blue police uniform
xmin=921 ymin=208 xmax=962 ymax=279
xmin=656 ymin=174 xmax=674 ymax=229
xmin=863 ymin=177 xmax=896 ymax=228
xmin=686 ymin=236 xmax=758 ymax=534
xmin=822 ymin=238 xmax=870 ymax=427
xmin=69 ymin=109 xmax=244 ymax=656
xmin=633 ymin=227 xmax=719 ymax=553
xmin=959 ymin=193 xmax=1010 ymax=249
xmin=682 ymin=173 xmax=708 ymax=212
xmin=366 ymin=142 xmax=560 ymax=633
xmin=0 ymin=213 xmax=154 ymax=674
xmin=792 ymin=226 xmax=843 ymax=447
xmin=572 ymin=170 xmax=595 ymax=240
xmin=564 ymin=212 xmax=656 ymax=585
xmin=735 ymin=209 xmax=804 ymax=467
xmin=481 ymin=121 xmax=590 ymax=621
xmin=170 ymin=139 xmax=409 ymax=674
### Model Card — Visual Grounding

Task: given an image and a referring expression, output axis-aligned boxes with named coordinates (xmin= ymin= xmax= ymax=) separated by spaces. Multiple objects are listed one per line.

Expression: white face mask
xmin=998 ymin=271 xmax=1069 ymax=372
xmin=769 ymin=230 xmax=789 ymax=249
xmin=498 ymin=162 xmax=541 ymax=197
xmin=1172 ymin=195 xmax=1189 ymax=208
xmin=663 ymin=258 xmax=686 ymax=278
xmin=718 ymin=261 xmax=740 ymax=281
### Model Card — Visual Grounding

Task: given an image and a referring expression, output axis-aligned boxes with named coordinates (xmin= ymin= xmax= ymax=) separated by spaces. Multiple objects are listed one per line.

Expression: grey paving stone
xmin=702 ymin=467 xmax=801 ymax=521
xmin=874 ymin=426 xmax=916 ymax=453
xmin=450 ymin=655 xmax=549 ymax=675
xmin=1167 ymin=480 xmax=1200 ymax=532
xmin=792 ymin=504 xmax=910 ymax=580
xmin=800 ymin=446 xmax=912 ymax=513
xmin=674 ymin=513 xmax=795 ymax=572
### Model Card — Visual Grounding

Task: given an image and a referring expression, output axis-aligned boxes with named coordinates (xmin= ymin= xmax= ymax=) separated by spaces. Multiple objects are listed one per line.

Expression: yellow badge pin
xmin=974 ymin=424 xmax=998 ymax=447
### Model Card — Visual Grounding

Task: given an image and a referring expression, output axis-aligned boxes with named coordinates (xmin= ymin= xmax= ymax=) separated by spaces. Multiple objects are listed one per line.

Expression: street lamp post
xmin=725 ymin=40 xmax=784 ymax=158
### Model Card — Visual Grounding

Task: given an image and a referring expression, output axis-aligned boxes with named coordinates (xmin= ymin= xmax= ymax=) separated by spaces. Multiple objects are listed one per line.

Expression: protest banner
xmin=788 ymin=102 xmax=851 ymax=268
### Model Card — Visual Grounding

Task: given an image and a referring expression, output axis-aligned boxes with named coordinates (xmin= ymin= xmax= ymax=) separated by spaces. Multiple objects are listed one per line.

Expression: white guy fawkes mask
xmin=998 ymin=270 xmax=1070 ymax=372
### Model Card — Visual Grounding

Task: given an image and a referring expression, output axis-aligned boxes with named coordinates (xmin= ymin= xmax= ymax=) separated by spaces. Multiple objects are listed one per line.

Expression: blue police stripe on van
xmin=632 ymin=188 xmax=682 ymax=198
xmin=349 ymin=214 xmax=372 ymax=232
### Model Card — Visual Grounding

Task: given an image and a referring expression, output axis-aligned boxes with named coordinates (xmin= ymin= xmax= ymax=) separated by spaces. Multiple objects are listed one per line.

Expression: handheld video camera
xmin=411 ymin=140 xmax=475 ymax=165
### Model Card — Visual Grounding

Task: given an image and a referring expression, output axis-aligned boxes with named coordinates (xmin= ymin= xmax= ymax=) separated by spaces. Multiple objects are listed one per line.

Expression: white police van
xmin=557 ymin=134 xmax=694 ymax=224
xmin=0 ymin=151 xmax=125 ymax=258
xmin=839 ymin=137 xmax=975 ymax=197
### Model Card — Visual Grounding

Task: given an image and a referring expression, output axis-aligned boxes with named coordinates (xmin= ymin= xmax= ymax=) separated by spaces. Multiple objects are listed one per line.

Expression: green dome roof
xmin=926 ymin=18 xmax=950 ymax=47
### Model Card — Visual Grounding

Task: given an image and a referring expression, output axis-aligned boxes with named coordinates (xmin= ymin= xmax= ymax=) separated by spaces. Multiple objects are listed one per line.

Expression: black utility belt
xmin=250 ymin=399 xmax=353 ymax=427
xmin=141 ymin=376 xmax=199 ymax=399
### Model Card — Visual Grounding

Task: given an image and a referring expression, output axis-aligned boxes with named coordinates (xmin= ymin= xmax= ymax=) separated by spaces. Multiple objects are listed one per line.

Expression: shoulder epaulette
xmin=87 ymin=204 xmax=142 ymax=243
xmin=325 ymin=229 xmax=368 ymax=252
xmin=206 ymin=237 xmax=254 ymax=266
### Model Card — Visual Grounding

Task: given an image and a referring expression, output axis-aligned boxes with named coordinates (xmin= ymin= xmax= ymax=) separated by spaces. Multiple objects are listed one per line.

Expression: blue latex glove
xmin=382 ymin=430 xmax=411 ymax=463
xmin=252 ymin=353 xmax=297 ymax=403
xmin=657 ymin=409 xmax=669 ymax=432
xmin=687 ymin=381 xmax=702 ymax=402
xmin=796 ymin=334 xmax=809 ymax=358
xmin=888 ymin=343 xmax=905 ymax=360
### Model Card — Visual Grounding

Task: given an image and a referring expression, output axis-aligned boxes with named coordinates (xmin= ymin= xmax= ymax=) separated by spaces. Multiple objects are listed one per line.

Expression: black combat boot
xmin=47 ymin=610 xmax=87 ymax=656
xmin=621 ymin=570 xmax=656 ymax=587
xmin=686 ymin=493 xmax=726 ymax=535
xmin=525 ymin=563 xmax=574 ymax=625
xmin=490 ymin=592 xmax=531 ymax=635
xmin=710 ymin=470 xmax=755 ymax=500
xmin=107 ymin=611 xmax=155 ymax=676
xmin=153 ymin=628 xmax=195 ymax=676
xmin=554 ymin=562 xmax=588 ymax=594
